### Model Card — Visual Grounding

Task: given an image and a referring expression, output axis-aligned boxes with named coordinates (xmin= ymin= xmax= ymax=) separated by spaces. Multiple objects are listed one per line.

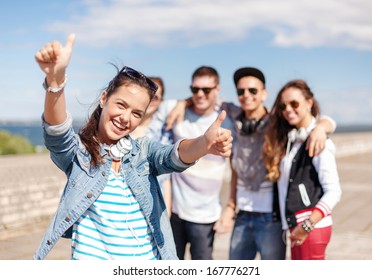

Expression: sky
xmin=1 ymin=0 xmax=372 ymax=125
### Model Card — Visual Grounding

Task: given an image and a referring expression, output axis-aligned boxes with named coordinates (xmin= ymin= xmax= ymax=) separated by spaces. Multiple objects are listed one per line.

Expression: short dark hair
xmin=192 ymin=66 xmax=219 ymax=84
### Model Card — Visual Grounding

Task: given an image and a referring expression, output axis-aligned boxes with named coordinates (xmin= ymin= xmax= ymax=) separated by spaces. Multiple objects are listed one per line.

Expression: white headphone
xmin=287 ymin=127 xmax=308 ymax=143
xmin=103 ymin=137 xmax=132 ymax=161
xmin=286 ymin=127 xmax=308 ymax=155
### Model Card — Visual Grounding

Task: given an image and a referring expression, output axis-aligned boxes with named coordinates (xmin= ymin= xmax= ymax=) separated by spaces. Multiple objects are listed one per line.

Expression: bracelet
xmin=43 ymin=75 xmax=67 ymax=93
xmin=301 ymin=218 xmax=315 ymax=233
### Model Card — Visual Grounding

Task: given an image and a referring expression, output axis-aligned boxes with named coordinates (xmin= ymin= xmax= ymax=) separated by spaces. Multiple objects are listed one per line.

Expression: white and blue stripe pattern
xmin=71 ymin=169 xmax=159 ymax=260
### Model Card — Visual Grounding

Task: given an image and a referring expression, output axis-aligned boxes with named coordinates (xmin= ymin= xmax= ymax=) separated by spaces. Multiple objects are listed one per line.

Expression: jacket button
xmin=87 ymin=193 xmax=93 ymax=198
xmin=65 ymin=216 xmax=71 ymax=222
xmin=46 ymin=240 xmax=51 ymax=245
xmin=102 ymin=171 xmax=106 ymax=177
xmin=289 ymin=178 xmax=293 ymax=182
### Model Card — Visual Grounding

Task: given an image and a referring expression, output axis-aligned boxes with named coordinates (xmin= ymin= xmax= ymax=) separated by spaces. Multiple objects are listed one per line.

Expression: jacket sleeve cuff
xmin=171 ymin=139 xmax=196 ymax=169
xmin=41 ymin=112 xmax=73 ymax=136
xmin=314 ymin=201 xmax=330 ymax=218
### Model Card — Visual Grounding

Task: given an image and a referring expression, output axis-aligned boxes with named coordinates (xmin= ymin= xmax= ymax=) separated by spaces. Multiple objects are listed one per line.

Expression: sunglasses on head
xmin=279 ymin=100 xmax=300 ymax=111
xmin=236 ymin=88 xmax=259 ymax=96
xmin=119 ymin=66 xmax=158 ymax=95
xmin=190 ymin=85 xmax=217 ymax=95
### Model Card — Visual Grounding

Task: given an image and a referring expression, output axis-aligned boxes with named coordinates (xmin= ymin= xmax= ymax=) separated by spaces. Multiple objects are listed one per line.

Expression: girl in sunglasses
xmin=33 ymin=34 xmax=233 ymax=260
xmin=263 ymin=79 xmax=342 ymax=260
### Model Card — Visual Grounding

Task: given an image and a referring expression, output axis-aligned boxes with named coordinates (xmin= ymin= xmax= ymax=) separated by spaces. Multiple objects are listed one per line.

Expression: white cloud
xmin=45 ymin=0 xmax=372 ymax=50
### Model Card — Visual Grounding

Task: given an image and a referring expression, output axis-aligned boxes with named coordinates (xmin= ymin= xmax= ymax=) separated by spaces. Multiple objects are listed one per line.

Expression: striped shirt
xmin=71 ymin=169 xmax=159 ymax=260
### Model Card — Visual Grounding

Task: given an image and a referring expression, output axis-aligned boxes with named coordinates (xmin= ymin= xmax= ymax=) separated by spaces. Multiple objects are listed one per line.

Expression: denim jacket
xmin=34 ymin=114 xmax=192 ymax=260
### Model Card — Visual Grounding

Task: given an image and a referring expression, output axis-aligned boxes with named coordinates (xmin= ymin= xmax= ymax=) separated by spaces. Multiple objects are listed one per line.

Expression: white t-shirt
xmin=171 ymin=107 xmax=233 ymax=223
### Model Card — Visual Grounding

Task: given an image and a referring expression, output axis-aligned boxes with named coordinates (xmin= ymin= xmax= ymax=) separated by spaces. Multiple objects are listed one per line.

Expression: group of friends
xmin=33 ymin=33 xmax=342 ymax=260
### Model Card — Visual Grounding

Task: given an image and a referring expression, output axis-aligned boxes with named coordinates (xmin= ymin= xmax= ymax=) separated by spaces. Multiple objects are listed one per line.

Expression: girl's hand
xmin=306 ymin=125 xmax=326 ymax=157
xmin=35 ymin=33 xmax=75 ymax=80
xmin=290 ymin=224 xmax=308 ymax=247
xmin=204 ymin=110 xmax=233 ymax=157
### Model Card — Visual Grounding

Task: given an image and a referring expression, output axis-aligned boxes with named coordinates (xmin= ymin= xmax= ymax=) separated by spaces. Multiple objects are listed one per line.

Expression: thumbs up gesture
xmin=204 ymin=110 xmax=233 ymax=157
xmin=35 ymin=34 xmax=76 ymax=125
xmin=35 ymin=33 xmax=76 ymax=79
xmin=177 ymin=110 xmax=233 ymax=164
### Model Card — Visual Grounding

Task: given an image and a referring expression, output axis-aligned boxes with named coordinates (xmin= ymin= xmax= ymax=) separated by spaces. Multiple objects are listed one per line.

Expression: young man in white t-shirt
xmin=169 ymin=66 xmax=234 ymax=259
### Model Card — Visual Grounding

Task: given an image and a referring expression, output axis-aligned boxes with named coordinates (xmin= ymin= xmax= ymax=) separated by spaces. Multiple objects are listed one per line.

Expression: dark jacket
xmin=274 ymin=141 xmax=324 ymax=228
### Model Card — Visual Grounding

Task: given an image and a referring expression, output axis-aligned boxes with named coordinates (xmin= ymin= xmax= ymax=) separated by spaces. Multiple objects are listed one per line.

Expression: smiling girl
xmin=263 ymin=79 xmax=342 ymax=260
xmin=33 ymin=34 xmax=232 ymax=260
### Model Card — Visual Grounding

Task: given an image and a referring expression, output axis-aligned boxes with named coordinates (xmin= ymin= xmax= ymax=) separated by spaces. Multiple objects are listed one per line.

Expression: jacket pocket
xmin=75 ymin=149 xmax=96 ymax=177
xmin=67 ymin=151 xmax=96 ymax=192
xmin=134 ymin=159 xmax=150 ymax=176
xmin=298 ymin=183 xmax=311 ymax=207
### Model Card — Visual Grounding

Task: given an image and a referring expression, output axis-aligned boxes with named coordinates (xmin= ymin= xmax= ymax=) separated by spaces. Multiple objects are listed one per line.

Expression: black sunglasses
xmin=190 ymin=85 xmax=217 ymax=95
xmin=236 ymin=88 xmax=259 ymax=96
xmin=118 ymin=66 xmax=158 ymax=94
xmin=279 ymin=100 xmax=300 ymax=111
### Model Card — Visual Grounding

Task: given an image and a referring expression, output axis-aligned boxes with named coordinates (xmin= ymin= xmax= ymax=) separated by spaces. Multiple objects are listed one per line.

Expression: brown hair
xmin=149 ymin=77 xmax=165 ymax=99
xmin=262 ymin=79 xmax=320 ymax=181
xmin=79 ymin=65 xmax=155 ymax=167
xmin=192 ymin=66 xmax=219 ymax=84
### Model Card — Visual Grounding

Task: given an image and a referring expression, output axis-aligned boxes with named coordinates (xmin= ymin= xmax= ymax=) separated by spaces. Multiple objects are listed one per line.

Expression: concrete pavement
xmin=1 ymin=134 xmax=372 ymax=260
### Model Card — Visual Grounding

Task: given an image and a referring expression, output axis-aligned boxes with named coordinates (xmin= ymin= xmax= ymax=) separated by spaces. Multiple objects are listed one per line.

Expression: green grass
xmin=0 ymin=130 xmax=36 ymax=155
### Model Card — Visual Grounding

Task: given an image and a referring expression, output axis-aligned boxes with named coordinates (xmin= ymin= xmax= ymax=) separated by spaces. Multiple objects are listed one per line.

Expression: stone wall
xmin=0 ymin=132 xmax=371 ymax=239
xmin=0 ymin=153 xmax=65 ymax=239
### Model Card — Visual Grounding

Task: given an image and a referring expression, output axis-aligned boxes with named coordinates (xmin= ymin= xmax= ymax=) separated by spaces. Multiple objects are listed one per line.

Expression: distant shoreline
xmin=1 ymin=120 xmax=372 ymax=131
xmin=1 ymin=123 xmax=372 ymax=147
xmin=334 ymin=125 xmax=372 ymax=133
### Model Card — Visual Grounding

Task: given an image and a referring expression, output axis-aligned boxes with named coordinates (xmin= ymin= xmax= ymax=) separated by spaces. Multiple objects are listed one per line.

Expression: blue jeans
xmin=170 ymin=213 xmax=215 ymax=260
xmin=229 ymin=211 xmax=286 ymax=260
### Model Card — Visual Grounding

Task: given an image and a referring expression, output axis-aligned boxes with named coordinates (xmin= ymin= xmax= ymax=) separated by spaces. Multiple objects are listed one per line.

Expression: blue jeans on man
xmin=229 ymin=211 xmax=286 ymax=260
